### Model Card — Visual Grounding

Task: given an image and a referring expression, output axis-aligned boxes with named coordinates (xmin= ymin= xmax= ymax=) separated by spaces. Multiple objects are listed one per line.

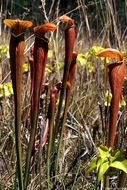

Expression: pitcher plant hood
xmin=34 ymin=22 xmax=57 ymax=38
xmin=59 ymin=15 xmax=74 ymax=27
xmin=4 ymin=19 xmax=32 ymax=37
xmin=97 ymin=48 xmax=124 ymax=61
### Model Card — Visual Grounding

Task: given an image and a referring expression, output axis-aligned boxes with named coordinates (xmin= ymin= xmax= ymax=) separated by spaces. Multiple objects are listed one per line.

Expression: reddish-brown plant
xmin=55 ymin=51 xmax=78 ymax=182
xmin=47 ymin=82 xmax=62 ymax=188
xmin=24 ymin=22 xmax=57 ymax=189
xmin=108 ymin=61 xmax=125 ymax=147
xmin=55 ymin=15 xmax=75 ymax=133
xmin=97 ymin=48 xmax=125 ymax=147
xmin=4 ymin=19 xmax=32 ymax=190
xmin=28 ymin=48 xmax=34 ymax=117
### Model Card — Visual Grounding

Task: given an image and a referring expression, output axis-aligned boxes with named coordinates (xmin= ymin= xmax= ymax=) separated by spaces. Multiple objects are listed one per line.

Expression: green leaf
xmin=0 ymin=82 xmax=13 ymax=98
xmin=120 ymin=97 xmax=126 ymax=108
xmin=48 ymin=50 xmax=53 ymax=58
xmin=5 ymin=82 xmax=13 ymax=96
xmin=0 ymin=44 xmax=9 ymax=58
xmin=98 ymin=145 xmax=110 ymax=158
xmin=86 ymin=157 xmax=98 ymax=175
xmin=45 ymin=67 xmax=52 ymax=74
xmin=110 ymin=158 xmax=127 ymax=173
xmin=106 ymin=167 xmax=119 ymax=176
xmin=96 ymin=156 xmax=101 ymax=170
xmin=77 ymin=53 xmax=87 ymax=66
xmin=87 ymin=62 xmax=94 ymax=73
xmin=23 ymin=63 xmax=30 ymax=73
xmin=98 ymin=160 xmax=109 ymax=181
xmin=56 ymin=98 xmax=65 ymax=109
xmin=91 ymin=45 xmax=104 ymax=54
xmin=54 ymin=62 xmax=64 ymax=70
xmin=109 ymin=150 xmax=125 ymax=163
xmin=0 ymin=84 xmax=4 ymax=98
xmin=84 ymin=52 xmax=89 ymax=58
xmin=113 ymin=150 xmax=123 ymax=158
xmin=104 ymin=90 xmax=112 ymax=107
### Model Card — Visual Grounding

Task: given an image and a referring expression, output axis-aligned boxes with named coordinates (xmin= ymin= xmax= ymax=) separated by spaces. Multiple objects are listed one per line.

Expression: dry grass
xmin=0 ymin=1 xmax=127 ymax=189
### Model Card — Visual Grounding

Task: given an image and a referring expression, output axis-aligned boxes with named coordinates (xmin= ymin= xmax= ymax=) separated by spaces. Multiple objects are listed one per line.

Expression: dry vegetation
xmin=0 ymin=0 xmax=127 ymax=190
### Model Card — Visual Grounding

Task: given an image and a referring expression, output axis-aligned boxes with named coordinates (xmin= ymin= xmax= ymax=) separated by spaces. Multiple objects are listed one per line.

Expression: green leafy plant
xmin=0 ymin=82 xmax=13 ymax=98
xmin=77 ymin=45 xmax=104 ymax=72
xmin=86 ymin=145 xmax=127 ymax=184
xmin=104 ymin=90 xmax=126 ymax=108
xmin=0 ymin=44 xmax=9 ymax=59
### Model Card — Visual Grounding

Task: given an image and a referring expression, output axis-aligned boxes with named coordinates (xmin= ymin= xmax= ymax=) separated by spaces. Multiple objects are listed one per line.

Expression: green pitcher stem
xmin=10 ymin=35 xmax=24 ymax=190
xmin=103 ymin=175 xmax=109 ymax=189
xmin=15 ymin=101 xmax=24 ymax=190
xmin=55 ymin=88 xmax=73 ymax=178
xmin=24 ymin=103 xmax=38 ymax=189
xmin=47 ymin=122 xmax=54 ymax=190
xmin=47 ymin=112 xmax=55 ymax=190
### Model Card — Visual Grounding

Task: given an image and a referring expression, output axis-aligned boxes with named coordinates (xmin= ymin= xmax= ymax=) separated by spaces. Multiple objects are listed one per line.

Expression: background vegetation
xmin=0 ymin=0 xmax=127 ymax=189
